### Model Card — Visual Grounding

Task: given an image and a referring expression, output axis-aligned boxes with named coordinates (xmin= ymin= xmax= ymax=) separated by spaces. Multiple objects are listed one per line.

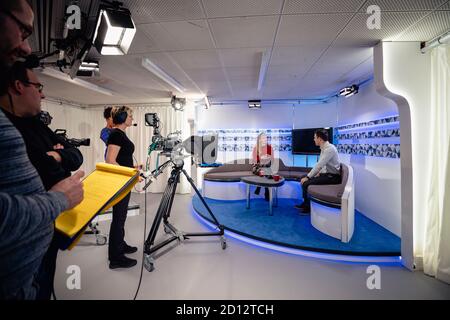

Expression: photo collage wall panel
xmin=198 ymin=128 xmax=292 ymax=153
xmin=336 ymin=115 xmax=401 ymax=159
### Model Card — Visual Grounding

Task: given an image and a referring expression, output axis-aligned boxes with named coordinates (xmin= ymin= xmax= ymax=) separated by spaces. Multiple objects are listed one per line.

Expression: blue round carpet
xmin=192 ymin=195 xmax=401 ymax=256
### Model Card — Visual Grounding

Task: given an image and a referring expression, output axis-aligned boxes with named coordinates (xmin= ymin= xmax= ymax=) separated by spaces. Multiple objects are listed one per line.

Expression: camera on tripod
xmin=144 ymin=112 xmax=218 ymax=164
xmin=141 ymin=112 xmax=225 ymax=273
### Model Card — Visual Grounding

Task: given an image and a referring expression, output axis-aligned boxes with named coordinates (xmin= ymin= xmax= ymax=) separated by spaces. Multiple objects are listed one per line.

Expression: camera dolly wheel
xmin=96 ymin=234 xmax=107 ymax=246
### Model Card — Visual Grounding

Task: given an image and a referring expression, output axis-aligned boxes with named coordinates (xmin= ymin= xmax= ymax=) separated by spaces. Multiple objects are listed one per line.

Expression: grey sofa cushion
xmin=308 ymin=184 xmax=343 ymax=204
xmin=277 ymin=171 xmax=307 ymax=181
xmin=204 ymin=171 xmax=254 ymax=182
xmin=204 ymin=158 xmax=309 ymax=182
xmin=308 ymin=164 xmax=349 ymax=205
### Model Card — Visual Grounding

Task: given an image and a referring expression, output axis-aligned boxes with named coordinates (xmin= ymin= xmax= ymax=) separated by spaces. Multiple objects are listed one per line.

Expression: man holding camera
xmin=0 ymin=0 xmax=84 ymax=300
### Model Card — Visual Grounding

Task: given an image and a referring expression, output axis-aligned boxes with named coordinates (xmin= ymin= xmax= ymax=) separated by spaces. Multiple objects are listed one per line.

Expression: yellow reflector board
xmin=55 ymin=163 xmax=139 ymax=250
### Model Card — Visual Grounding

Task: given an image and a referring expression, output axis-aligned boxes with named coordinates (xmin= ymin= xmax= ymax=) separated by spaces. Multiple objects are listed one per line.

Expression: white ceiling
xmin=36 ymin=0 xmax=450 ymax=105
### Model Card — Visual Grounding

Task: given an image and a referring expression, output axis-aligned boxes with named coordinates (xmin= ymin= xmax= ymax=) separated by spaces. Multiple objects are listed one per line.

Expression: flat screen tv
xmin=292 ymin=127 xmax=333 ymax=155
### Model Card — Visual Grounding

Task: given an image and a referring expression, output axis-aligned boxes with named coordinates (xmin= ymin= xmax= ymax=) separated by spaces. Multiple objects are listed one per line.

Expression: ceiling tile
xmin=284 ymin=0 xmax=365 ymax=14
xmin=265 ymin=65 xmax=306 ymax=81
xmin=359 ymin=0 xmax=448 ymax=12
xmin=168 ymin=50 xmax=222 ymax=69
xmin=308 ymin=45 xmax=373 ymax=75
xmin=140 ymin=52 xmax=196 ymax=91
xmin=140 ymin=20 xmax=215 ymax=51
xmin=182 ymin=67 xmax=228 ymax=83
xmin=336 ymin=12 xmax=428 ymax=46
xmin=338 ymin=57 xmax=374 ymax=84
xmin=261 ymin=79 xmax=297 ymax=99
xmin=125 ymin=0 xmax=205 ymax=23
xmin=275 ymin=14 xmax=353 ymax=46
xmin=270 ymin=45 xmax=329 ymax=73
xmin=219 ymin=47 xmax=269 ymax=67
xmin=394 ymin=10 xmax=450 ymax=41
xmin=127 ymin=28 xmax=160 ymax=54
xmin=195 ymin=81 xmax=232 ymax=97
xmin=209 ymin=16 xmax=279 ymax=48
xmin=225 ymin=66 xmax=260 ymax=80
xmin=202 ymin=0 xmax=283 ymax=17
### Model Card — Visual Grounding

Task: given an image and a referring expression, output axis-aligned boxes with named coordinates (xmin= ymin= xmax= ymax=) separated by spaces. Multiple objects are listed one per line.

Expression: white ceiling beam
xmin=257 ymin=50 xmax=271 ymax=91
xmin=141 ymin=57 xmax=186 ymax=93
xmin=39 ymin=68 xmax=115 ymax=96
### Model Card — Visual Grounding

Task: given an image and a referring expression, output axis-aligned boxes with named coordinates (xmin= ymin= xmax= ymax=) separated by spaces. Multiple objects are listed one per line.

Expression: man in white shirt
xmin=296 ymin=129 xmax=341 ymax=215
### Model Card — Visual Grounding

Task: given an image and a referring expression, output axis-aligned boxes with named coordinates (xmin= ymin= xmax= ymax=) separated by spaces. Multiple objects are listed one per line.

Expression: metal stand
xmin=84 ymin=222 xmax=107 ymax=246
xmin=142 ymin=159 xmax=226 ymax=272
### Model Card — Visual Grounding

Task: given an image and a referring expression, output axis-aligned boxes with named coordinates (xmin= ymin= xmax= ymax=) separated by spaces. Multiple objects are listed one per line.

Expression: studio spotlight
xmin=248 ymin=100 xmax=261 ymax=109
xmin=171 ymin=95 xmax=186 ymax=111
xmin=93 ymin=3 xmax=136 ymax=55
xmin=339 ymin=84 xmax=359 ymax=98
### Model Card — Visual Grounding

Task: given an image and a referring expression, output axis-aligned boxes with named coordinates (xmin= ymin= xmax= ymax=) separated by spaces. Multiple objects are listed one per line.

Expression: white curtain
xmin=43 ymin=101 xmax=190 ymax=194
xmin=423 ymin=44 xmax=450 ymax=284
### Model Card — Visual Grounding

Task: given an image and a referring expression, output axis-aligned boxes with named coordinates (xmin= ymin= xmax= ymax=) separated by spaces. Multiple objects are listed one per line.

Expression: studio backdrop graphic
xmin=336 ymin=115 xmax=401 ymax=158
xmin=198 ymin=128 xmax=292 ymax=165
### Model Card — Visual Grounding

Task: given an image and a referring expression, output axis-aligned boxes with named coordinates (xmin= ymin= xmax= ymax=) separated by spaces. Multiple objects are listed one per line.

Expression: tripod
xmin=142 ymin=158 xmax=226 ymax=272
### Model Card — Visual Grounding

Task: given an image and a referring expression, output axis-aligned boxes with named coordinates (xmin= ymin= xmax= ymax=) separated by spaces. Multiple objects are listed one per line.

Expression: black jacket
xmin=5 ymin=112 xmax=83 ymax=190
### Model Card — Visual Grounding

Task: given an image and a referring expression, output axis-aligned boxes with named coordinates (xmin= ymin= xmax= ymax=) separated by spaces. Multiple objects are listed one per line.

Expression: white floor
xmin=54 ymin=193 xmax=450 ymax=300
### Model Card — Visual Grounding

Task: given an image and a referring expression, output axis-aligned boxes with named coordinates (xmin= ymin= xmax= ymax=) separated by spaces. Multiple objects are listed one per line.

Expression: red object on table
xmin=273 ymin=175 xmax=280 ymax=182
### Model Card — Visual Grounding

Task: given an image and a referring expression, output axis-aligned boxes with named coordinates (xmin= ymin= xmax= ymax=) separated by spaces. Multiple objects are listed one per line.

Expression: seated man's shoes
xmin=109 ymin=256 xmax=137 ymax=269
xmin=298 ymin=207 xmax=311 ymax=215
xmin=122 ymin=243 xmax=138 ymax=254
xmin=294 ymin=202 xmax=307 ymax=209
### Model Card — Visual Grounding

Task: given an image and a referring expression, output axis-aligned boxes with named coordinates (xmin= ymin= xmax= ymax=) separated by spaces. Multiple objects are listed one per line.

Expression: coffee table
xmin=241 ymin=176 xmax=285 ymax=216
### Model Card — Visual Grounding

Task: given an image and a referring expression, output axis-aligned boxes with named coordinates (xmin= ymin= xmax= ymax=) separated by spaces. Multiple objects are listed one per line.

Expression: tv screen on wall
xmin=292 ymin=128 xmax=333 ymax=155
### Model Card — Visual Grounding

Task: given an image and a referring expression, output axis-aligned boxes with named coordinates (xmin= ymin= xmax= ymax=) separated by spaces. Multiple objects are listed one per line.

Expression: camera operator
xmin=0 ymin=0 xmax=84 ymax=300
xmin=0 ymin=61 xmax=83 ymax=300
xmin=105 ymin=106 xmax=138 ymax=269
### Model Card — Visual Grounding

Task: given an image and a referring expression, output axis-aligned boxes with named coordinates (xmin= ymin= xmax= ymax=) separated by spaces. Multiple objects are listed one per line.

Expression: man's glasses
xmin=24 ymin=81 xmax=44 ymax=93
xmin=0 ymin=10 xmax=33 ymax=41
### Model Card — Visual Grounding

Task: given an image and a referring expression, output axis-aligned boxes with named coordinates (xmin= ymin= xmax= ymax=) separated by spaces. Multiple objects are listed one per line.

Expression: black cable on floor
xmin=133 ymin=184 xmax=148 ymax=300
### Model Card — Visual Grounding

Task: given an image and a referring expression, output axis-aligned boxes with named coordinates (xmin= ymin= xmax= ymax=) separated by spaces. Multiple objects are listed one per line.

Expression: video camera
xmin=54 ymin=129 xmax=91 ymax=148
xmin=144 ymin=113 xmax=218 ymax=164
xmin=38 ymin=111 xmax=90 ymax=148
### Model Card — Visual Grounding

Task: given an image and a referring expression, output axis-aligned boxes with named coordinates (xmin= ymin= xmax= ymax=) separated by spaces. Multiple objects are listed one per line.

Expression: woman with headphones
xmin=105 ymin=106 xmax=137 ymax=269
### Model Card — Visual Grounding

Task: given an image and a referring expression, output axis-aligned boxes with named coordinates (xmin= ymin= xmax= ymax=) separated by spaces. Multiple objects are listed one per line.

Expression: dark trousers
xmin=35 ymin=232 xmax=59 ymax=300
xmin=254 ymin=186 xmax=269 ymax=199
xmin=302 ymin=173 xmax=341 ymax=208
xmin=108 ymin=192 xmax=131 ymax=261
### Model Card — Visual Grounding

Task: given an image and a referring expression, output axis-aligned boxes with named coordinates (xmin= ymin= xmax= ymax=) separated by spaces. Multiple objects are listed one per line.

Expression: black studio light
xmin=339 ymin=84 xmax=359 ymax=98
xmin=93 ymin=2 xmax=137 ymax=55
xmin=248 ymin=100 xmax=262 ymax=109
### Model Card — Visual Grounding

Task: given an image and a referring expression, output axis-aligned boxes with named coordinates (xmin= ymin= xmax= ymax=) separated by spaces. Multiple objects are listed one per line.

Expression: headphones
xmin=113 ymin=106 xmax=129 ymax=125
